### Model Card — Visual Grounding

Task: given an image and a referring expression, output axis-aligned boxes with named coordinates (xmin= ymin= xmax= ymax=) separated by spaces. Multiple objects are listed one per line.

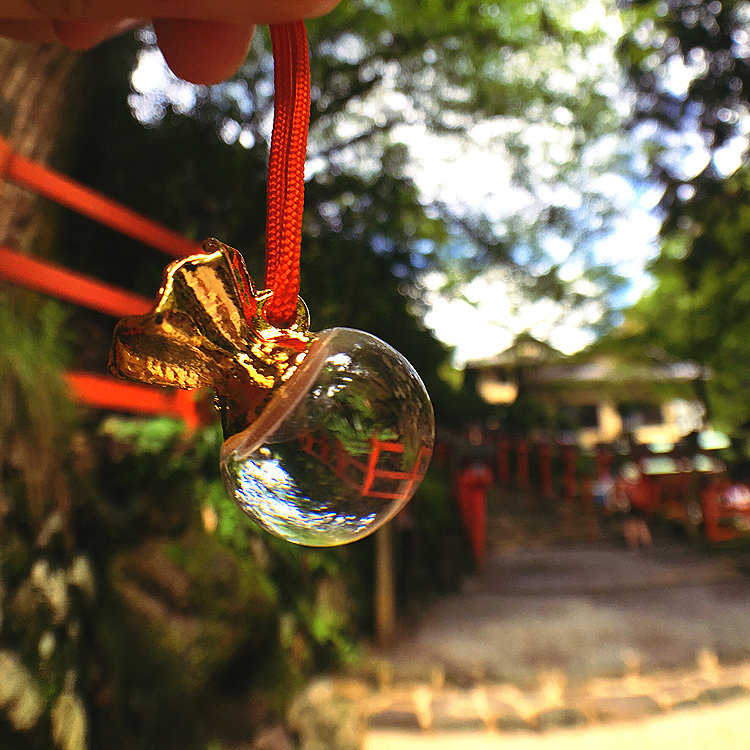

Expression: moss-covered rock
xmin=110 ymin=534 xmax=279 ymax=696
xmin=287 ymin=678 xmax=364 ymax=750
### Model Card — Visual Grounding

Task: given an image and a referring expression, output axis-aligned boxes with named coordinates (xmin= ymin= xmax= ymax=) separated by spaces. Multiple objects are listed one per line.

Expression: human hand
xmin=1 ymin=0 xmax=338 ymax=84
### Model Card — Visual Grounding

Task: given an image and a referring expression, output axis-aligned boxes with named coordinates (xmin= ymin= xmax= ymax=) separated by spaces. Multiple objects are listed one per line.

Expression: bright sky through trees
xmin=397 ymin=0 xmax=661 ymax=363
xmin=126 ymin=0 xmax=680 ymax=366
xmin=405 ymin=121 xmax=662 ymax=363
xmin=411 ymin=0 xmax=750 ymax=365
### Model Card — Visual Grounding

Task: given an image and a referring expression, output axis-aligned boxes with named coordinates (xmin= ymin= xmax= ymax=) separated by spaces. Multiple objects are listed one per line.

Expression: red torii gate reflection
xmin=296 ymin=429 xmax=432 ymax=502
xmin=0 ymin=133 xmax=421 ymax=645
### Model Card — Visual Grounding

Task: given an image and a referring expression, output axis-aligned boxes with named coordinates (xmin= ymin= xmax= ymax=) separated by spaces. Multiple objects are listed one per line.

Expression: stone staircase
xmin=485 ymin=485 xmax=603 ymax=552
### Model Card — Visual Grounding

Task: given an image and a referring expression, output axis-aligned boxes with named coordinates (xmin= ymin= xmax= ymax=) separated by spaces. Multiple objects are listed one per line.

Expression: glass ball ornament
xmin=221 ymin=327 xmax=434 ymax=545
xmin=109 ymin=239 xmax=434 ymax=546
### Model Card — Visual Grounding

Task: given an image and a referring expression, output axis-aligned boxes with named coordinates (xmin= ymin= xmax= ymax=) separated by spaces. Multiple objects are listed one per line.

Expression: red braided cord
xmin=265 ymin=21 xmax=310 ymax=328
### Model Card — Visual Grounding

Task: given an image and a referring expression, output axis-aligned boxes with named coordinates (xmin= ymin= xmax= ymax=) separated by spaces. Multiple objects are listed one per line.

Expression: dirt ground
xmin=381 ymin=543 xmax=750 ymax=686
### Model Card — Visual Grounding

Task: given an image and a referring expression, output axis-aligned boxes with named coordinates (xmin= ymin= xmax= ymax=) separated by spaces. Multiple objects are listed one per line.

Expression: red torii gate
xmin=0 ymin=135 xmax=204 ymax=428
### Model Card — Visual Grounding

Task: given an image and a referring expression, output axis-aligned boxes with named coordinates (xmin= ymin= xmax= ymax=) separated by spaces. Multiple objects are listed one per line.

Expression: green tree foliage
xmin=0 ymin=295 xmax=94 ymax=750
xmin=619 ymin=0 xmax=750 ymax=185
xmin=0 ymin=295 xmax=74 ymax=527
xmin=59 ymin=0 xmax=631 ymax=392
xmin=618 ymin=0 xmax=750 ymax=433
xmin=621 ymin=167 xmax=750 ymax=432
xmin=304 ymin=0 xmax=627 ymax=282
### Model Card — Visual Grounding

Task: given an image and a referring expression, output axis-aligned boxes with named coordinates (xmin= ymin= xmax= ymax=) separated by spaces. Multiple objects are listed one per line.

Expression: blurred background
xmin=4 ymin=0 xmax=750 ymax=747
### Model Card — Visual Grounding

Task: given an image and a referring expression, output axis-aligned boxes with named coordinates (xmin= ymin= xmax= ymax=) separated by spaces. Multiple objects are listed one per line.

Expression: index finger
xmin=6 ymin=0 xmax=338 ymax=23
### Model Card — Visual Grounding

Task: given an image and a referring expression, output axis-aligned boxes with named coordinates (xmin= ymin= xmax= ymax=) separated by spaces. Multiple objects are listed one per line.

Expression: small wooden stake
xmin=375 ymin=523 xmax=396 ymax=645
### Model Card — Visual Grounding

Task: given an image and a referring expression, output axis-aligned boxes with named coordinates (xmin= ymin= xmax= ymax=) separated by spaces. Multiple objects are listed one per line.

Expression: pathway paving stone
xmin=430 ymin=694 xmax=486 ymax=732
xmin=588 ymin=694 xmax=662 ymax=722
xmin=481 ymin=694 xmax=528 ymax=731
xmin=534 ymin=706 xmax=589 ymax=731
xmin=697 ymin=684 xmax=750 ymax=704
xmin=366 ymin=707 xmax=422 ymax=731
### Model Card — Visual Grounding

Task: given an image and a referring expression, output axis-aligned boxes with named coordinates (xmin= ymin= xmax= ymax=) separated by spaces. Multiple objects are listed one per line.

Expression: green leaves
xmin=622 ymin=165 xmax=750 ymax=432
xmin=0 ymin=294 xmax=75 ymax=527
xmin=613 ymin=1 xmax=750 ymax=435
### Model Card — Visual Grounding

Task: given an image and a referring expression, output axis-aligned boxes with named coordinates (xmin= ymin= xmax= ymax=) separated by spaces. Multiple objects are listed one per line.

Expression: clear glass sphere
xmin=220 ymin=328 xmax=434 ymax=546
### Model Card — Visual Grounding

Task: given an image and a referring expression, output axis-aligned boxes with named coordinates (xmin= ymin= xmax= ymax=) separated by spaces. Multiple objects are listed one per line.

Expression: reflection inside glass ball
xmin=220 ymin=328 xmax=434 ymax=546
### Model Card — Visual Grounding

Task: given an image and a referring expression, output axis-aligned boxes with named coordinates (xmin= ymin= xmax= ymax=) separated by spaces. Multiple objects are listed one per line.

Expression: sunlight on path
xmin=365 ymin=697 xmax=750 ymax=750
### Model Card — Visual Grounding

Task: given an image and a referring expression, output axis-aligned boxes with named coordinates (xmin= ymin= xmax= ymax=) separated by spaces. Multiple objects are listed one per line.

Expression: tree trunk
xmin=0 ymin=42 xmax=93 ymax=749
xmin=0 ymin=40 xmax=84 ymax=252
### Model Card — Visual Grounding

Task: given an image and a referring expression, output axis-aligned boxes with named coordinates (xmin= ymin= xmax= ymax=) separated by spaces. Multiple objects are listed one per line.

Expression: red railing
xmin=0 ymin=135 xmax=203 ymax=427
xmin=0 ymin=246 xmax=153 ymax=318
xmin=488 ymin=432 xmax=744 ymax=544
xmin=0 ymin=138 xmax=198 ymax=259
xmin=65 ymin=371 xmax=201 ymax=430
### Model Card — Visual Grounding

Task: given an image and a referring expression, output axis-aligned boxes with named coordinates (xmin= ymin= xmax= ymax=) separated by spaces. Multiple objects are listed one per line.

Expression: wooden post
xmin=563 ymin=446 xmax=577 ymax=503
xmin=497 ymin=436 xmax=511 ymax=485
xmin=517 ymin=438 xmax=529 ymax=490
xmin=375 ymin=523 xmax=396 ymax=646
xmin=539 ymin=442 xmax=553 ymax=498
xmin=581 ymin=476 xmax=594 ymax=507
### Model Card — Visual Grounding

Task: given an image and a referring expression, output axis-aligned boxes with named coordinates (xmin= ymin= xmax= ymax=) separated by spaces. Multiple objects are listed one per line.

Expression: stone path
xmin=348 ymin=652 xmax=750 ymax=734
xmin=363 ymin=696 xmax=750 ymax=750
xmin=375 ymin=544 xmax=750 ymax=687
xmin=292 ymin=542 xmax=750 ymax=748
